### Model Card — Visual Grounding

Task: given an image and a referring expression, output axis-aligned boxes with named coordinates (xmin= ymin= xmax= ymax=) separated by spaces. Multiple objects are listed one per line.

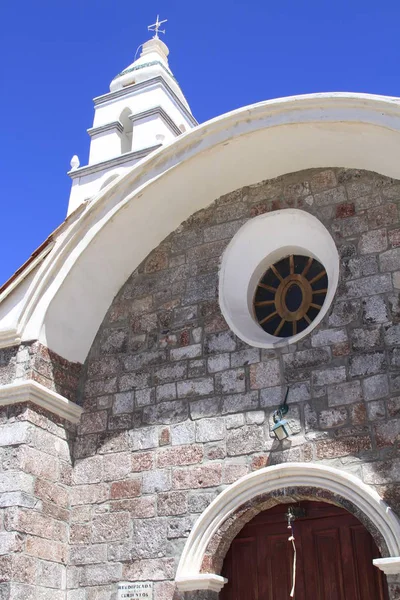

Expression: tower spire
xmin=147 ymin=15 xmax=167 ymax=39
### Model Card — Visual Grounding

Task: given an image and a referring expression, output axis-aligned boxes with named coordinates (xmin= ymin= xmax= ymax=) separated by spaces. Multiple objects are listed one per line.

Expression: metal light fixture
xmin=272 ymin=388 xmax=292 ymax=440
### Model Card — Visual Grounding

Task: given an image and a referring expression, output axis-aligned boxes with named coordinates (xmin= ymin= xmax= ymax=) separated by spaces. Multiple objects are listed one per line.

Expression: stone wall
xmin=0 ymin=402 xmax=74 ymax=599
xmin=0 ymin=341 xmax=82 ymax=402
xmin=69 ymin=167 xmax=400 ymax=599
xmin=2 ymin=167 xmax=400 ymax=599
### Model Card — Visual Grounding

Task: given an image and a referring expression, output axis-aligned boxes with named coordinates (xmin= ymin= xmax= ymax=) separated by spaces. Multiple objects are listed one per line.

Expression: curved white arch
xmin=175 ymin=463 xmax=400 ymax=591
xmin=2 ymin=93 xmax=400 ymax=362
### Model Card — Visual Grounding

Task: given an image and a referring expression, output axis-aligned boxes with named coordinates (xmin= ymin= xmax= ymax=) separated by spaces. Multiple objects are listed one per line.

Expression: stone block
xmin=80 ymin=563 xmax=122 ymax=586
xmin=70 ymin=484 xmax=108 ymax=506
xmin=207 ymin=354 xmax=230 ymax=373
xmin=0 ymin=422 xmax=31 ymax=447
xmin=204 ymin=332 xmax=236 ymax=354
xmin=368 ymin=203 xmax=398 ymax=228
xmin=103 ymin=452 xmax=131 ymax=481
xmin=384 ymin=323 xmax=400 ymax=346
xmin=222 ymin=391 xmax=259 ymax=414
xmin=136 ymin=388 xmax=155 ymax=407
xmin=177 ymin=378 xmax=214 ymax=398
xmin=188 ymin=491 xmax=216 ymax=513
xmin=283 ymin=349 xmax=331 ymax=374
xmin=329 ymin=300 xmax=361 ymax=326
xmin=366 ymin=400 xmax=386 ymax=421
xmin=170 ymin=345 xmax=202 ymax=361
xmin=312 ymin=366 xmax=346 ymax=386
xmin=37 ymin=560 xmax=65 ymax=589
xmin=351 ymin=326 xmax=383 ymax=350
xmin=246 ymin=411 xmax=265 ymax=425
xmin=195 ymin=418 xmax=225 ymax=442
xmin=226 ymin=425 xmax=264 ymax=456
xmin=131 ymin=452 xmax=154 ymax=472
xmin=142 ymin=469 xmax=171 ymax=494
xmin=69 ymin=544 xmax=107 ymax=565
xmin=250 ymin=360 xmax=281 ymax=389
xmin=345 ymin=274 xmax=392 ymax=298
xmin=157 ymin=445 xmax=203 ymax=467
xmin=358 ymin=229 xmax=388 ymax=254
xmin=142 ymin=400 xmax=188 ymax=425
xmin=170 ymin=421 xmax=195 ymax=446
xmin=389 ymin=228 xmax=400 ymax=248
xmin=113 ymin=392 xmax=134 ymax=415
xmin=157 ymin=492 xmax=187 ymax=516
xmin=110 ymin=496 xmax=156 ymax=519
xmin=110 ymin=478 xmax=141 ymax=499
xmin=215 ymin=368 xmax=245 ymax=394
xmin=167 ymin=516 xmax=194 ymax=539
xmin=204 ymin=219 xmax=247 ymax=243
xmin=225 ymin=414 xmax=245 ymax=429
xmin=349 ymin=352 xmax=386 ymax=377
xmin=190 ymin=397 xmax=222 ymax=419
xmin=380 ymin=248 xmax=400 ymax=272
xmin=260 ymin=386 xmax=283 ymax=408
xmin=314 ymin=186 xmax=347 ymax=206
xmin=230 ymin=348 xmax=260 ymax=367
xmin=0 ymin=472 xmax=34 ymax=495
xmin=172 ymin=464 xmax=222 ymax=489
xmin=316 ymin=436 xmax=372 ymax=458
xmin=73 ymin=456 xmax=103 ymax=485
xmin=362 ymin=296 xmax=389 ymax=324
xmin=122 ymin=558 xmax=175 ymax=581
xmin=153 ymin=363 xmax=187 ymax=384
xmin=91 ymin=512 xmax=130 ymax=543
xmin=25 ymin=535 xmax=66 ymax=563
xmin=327 ymin=381 xmax=362 ymax=406
xmin=0 ymin=531 xmax=24 ymax=555
xmin=119 ymin=371 xmax=151 ymax=391
xmin=34 ymin=479 xmax=69 ymax=508
xmin=319 ymin=408 xmax=348 ymax=429
xmin=362 ymin=374 xmax=389 ymax=401
xmin=131 ymin=518 xmax=168 ymax=558
xmin=130 ymin=427 xmax=158 ymax=451
xmin=311 ymin=328 xmax=347 ymax=347
xmin=362 ymin=459 xmax=400 ymax=484
xmin=188 ymin=359 xmax=206 ymax=378
xmin=375 ymin=420 xmax=400 ymax=448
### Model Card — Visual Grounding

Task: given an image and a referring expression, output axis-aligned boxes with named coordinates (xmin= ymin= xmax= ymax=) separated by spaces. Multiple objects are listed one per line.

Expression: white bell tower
xmin=67 ymin=17 xmax=197 ymax=215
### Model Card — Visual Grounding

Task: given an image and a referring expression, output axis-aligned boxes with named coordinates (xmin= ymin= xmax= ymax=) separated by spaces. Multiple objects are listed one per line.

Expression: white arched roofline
xmin=2 ymin=92 xmax=400 ymax=362
xmin=175 ymin=463 xmax=400 ymax=592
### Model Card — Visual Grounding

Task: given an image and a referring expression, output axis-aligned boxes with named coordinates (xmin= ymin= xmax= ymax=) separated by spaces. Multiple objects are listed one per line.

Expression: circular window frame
xmin=219 ymin=209 xmax=339 ymax=348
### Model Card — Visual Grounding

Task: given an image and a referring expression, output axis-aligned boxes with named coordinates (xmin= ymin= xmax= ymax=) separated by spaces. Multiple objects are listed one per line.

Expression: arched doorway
xmin=220 ymin=500 xmax=389 ymax=600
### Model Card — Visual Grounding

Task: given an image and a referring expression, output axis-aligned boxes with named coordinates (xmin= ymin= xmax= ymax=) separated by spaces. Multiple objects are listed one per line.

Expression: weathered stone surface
xmin=327 ymin=381 xmax=362 ymax=406
xmin=91 ymin=513 xmax=130 ymax=542
xmin=172 ymin=464 xmax=222 ymax=489
xmin=226 ymin=425 xmax=264 ymax=456
xmin=195 ymin=418 xmax=225 ymax=442
xmin=6 ymin=168 xmax=400 ymax=597
xmin=250 ymin=361 xmax=281 ymax=389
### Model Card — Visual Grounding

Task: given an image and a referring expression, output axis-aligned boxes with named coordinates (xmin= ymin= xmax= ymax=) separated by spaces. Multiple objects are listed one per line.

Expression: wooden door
xmin=220 ymin=501 xmax=389 ymax=600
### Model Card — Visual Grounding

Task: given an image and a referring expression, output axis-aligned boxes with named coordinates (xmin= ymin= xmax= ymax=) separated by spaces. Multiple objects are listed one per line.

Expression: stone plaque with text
xmin=117 ymin=582 xmax=153 ymax=600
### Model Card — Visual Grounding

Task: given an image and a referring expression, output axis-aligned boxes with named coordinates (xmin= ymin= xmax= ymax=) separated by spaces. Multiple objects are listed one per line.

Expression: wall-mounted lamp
xmin=272 ymin=387 xmax=292 ymax=441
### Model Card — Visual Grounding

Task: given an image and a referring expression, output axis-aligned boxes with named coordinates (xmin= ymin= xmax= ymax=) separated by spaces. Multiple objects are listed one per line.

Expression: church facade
xmin=1 ymin=27 xmax=400 ymax=600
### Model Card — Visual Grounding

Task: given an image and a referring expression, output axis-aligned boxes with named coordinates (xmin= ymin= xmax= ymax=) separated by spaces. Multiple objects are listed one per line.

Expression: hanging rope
xmin=287 ymin=512 xmax=297 ymax=598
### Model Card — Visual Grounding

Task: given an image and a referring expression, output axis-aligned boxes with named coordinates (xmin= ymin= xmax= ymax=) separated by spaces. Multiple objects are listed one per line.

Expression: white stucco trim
xmin=2 ymin=93 xmax=400 ymax=362
xmin=373 ymin=557 xmax=400 ymax=575
xmin=219 ymin=209 xmax=339 ymax=348
xmin=175 ymin=463 xmax=400 ymax=591
xmin=0 ymin=380 xmax=83 ymax=423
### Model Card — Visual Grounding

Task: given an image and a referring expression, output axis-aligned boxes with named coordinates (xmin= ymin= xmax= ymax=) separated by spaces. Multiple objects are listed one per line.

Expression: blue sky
xmin=1 ymin=0 xmax=399 ymax=285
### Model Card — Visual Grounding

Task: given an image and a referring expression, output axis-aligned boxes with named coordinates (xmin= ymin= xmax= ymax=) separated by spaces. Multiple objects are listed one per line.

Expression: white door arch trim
xmin=175 ymin=463 xmax=400 ymax=592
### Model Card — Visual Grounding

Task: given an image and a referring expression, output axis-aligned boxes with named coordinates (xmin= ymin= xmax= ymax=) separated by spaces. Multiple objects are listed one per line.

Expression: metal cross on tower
xmin=148 ymin=15 xmax=167 ymax=39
